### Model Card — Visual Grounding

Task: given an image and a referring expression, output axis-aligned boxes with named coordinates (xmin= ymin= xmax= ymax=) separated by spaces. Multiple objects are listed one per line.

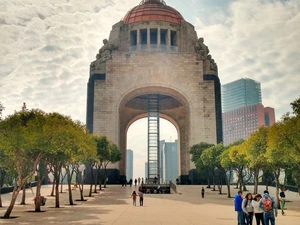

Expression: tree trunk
xmin=104 ymin=166 xmax=107 ymax=188
xmin=94 ymin=169 xmax=98 ymax=193
xmin=55 ymin=171 xmax=60 ymax=208
xmin=89 ymin=165 xmax=94 ymax=197
xmin=79 ymin=183 xmax=84 ymax=201
xmin=34 ymin=179 xmax=42 ymax=212
xmin=206 ymin=170 xmax=211 ymax=188
xmin=254 ymin=169 xmax=259 ymax=194
xmin=274 ymin=169 xmax=281 ymax=209
xmin=20 ymin=185 xmax=26 ymax=205
xmin=50 ymin=176 xmax=55 ymax=196
xmin=212 ymin=171 xmax=216 ymax=191
xmin=65 ymin=166 xmax=74 ymax=205
xmin=3 ymin=186 xmax=21 ymax=218
xmin=0 ymin=188 xmax=2 ymax=207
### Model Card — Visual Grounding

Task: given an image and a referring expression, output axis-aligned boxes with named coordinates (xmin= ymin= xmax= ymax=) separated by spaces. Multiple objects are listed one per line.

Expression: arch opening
xmin=126 ymin=117 xmax=179 ymax=184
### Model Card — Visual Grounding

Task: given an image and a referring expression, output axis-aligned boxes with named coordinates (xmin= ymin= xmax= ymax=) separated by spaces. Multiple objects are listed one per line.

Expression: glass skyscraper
xmin=126 ymin=149 xmax=133 ymax=180
xmin=222 ymin=78 xmax=262 ymax=113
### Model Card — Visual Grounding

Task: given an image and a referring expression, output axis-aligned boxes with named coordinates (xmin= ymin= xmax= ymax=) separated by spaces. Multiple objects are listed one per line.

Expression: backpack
xmin=262 ymin=197 xmax=273 ymax=211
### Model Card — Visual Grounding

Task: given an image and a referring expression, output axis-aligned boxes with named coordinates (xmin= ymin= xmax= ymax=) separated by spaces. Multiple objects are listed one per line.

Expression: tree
xmin=220 ymin=148 xmax=235 ymax=198
xmin=0 ymin=109 xmax=50 ymax=218
xmin=0 ymin=102 xmax=4 ymax=120
xmin=201 ymin=144 xmax=225 ymax=193
xmin=103 ymin=142 xmax=121 ymax=188
xmin=190 ymin=142 xmax=214 ymax=186
xmin=242 ymin=127 xmax=268 ymax=194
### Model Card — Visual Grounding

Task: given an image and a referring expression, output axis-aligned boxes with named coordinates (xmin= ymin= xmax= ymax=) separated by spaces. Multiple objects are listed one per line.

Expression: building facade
xmin=126 ymin=149 xmax=133 ymax=180
xmin=162 ymin=140 xmax=178 ymax=183
xmin=86 ymin=0 xmax=223 ymax=184
xmin=222 ymin=78 xmax=275 ymax=145
xmin=222 ymin=78 xmax=262 ymax=113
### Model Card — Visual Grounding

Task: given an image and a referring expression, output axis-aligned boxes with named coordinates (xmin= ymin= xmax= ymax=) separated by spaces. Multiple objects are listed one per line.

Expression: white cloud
xmin=0 ymin=0 xmax=299 ymax=175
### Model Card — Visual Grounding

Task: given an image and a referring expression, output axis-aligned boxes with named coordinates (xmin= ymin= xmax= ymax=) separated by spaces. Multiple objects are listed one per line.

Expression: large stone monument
xmin=86 ymin=0 xmax=222 ymax=184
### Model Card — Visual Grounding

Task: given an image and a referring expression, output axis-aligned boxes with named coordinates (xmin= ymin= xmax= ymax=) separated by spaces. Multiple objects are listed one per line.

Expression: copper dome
xmin=123 ymin=0 xmax=184 ymax=25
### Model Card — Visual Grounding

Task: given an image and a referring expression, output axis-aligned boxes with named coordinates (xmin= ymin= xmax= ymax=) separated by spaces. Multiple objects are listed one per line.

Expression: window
xmin=140 ymin=29 xmax=147 ymax=45
xmin=171 ymin=30 xmax=177 ymax=46
xmin=130 ymin=30 xmax=137 ymax=46
xmin=150 ymin=29 xmax=157 ymax=44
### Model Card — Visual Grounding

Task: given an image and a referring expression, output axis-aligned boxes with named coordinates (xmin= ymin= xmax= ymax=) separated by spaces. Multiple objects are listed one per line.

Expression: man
xmin=139 ymin=191 xmax=144 ymax=206
xmin=234 ymin=190 xmax=244 ymax=225
xmin=259 ymin=190 xmax=278 ymax=225
xmin=201 ymin=187 xmax=205 ymax=198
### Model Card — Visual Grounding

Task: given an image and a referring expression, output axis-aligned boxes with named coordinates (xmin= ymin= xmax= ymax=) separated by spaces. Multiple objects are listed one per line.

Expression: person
xmin=259 ymin=190 xmax=278 ymax=225
xmin=131 ymin=191 xmax=137 ymax=206
xmin=141 ymin=178 xmax=144 ymax=185
xmin=279 ymin=188 xmax=287 ymax=215
xmin=252 ymin=194 xmax=265 ymax=225
xmin=129 ymin=178 xmax=133 ymax=187
xmin=138 ymin=177 xmax=141 ymax=185
xmin=29 ymin=181 xmax=34 ymax=195
xmin=242 ymin=193 xmax=254 ymax=225
xmin=134 ymin=178 xmax=137 ymax=186
xmin=176 ymin=178 xmax=179 ymax=185
xmin=234 ymin=190 xmax=245 ymax=225
xmin=201 ymin=187 xmax=205 ymax=198
xmin=139 ymin=191 xmax=144 ymax=206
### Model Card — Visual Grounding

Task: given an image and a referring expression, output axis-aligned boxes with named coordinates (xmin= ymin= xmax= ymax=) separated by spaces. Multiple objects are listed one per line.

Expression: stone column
xmin=147 ymin=27 xmax=150 ymax=51
xmin=157 ymin=27 xmax=161 ymax=51
xmin=167 ymin=29 xmax=171 ymax=52
xmin=137 ymin=29 xmax=140 ymax=51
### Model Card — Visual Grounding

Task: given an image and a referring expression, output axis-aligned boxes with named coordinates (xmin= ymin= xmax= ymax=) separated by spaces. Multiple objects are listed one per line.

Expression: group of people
xmin=234 ymin=189 xmax=285 ymax=225
xmin=131 ymin=190 xmax=144 ymax=206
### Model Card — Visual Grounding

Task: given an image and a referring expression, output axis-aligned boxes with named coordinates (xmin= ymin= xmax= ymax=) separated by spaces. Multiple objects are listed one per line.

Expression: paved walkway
xmin=0 ymin=184 xmax=299 ymax=224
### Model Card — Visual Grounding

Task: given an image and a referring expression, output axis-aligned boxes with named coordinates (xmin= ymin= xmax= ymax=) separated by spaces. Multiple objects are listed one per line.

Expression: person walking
xmin=138 ymin=177 xmax=141 ymax=185
xmin=252 ymin=194 xmax=265 ymax=225
xmin=131 ymin=191 xmax=137 ymax=206
xmin=134 ymin=178 xmax=137 ymax=186
xmin=242 ymin=193 xmax=254 ymax=225
xmin=139 ymin=191 xmax=144 ymax=206
xmin=259 ymin=190 xmax=278 ymax=225
xmin=234 ymin=190 xmax=245 ymax=225
xmin=279 ymin=189 xmax=287 ymax=215
xmin=201 ymin=187 xmax=205 ymax=198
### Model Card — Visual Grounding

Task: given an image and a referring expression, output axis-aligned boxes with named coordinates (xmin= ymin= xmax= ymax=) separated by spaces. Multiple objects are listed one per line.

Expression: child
xmin=131 ymin=191 xmax=137 ymax=206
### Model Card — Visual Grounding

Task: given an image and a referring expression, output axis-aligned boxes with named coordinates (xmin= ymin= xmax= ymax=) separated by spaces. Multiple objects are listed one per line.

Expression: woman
xmin=242 ymin=193 xmax=254 ymax=225
xmin=131 ymin=191 xmax=137 ymax=206
xmin=252 ymin=194 xmax=265 ymax=225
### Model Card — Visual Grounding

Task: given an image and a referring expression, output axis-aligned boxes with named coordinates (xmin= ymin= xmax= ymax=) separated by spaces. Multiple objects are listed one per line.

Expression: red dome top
xmin=123 ymin=0 xmax=184 ymax=25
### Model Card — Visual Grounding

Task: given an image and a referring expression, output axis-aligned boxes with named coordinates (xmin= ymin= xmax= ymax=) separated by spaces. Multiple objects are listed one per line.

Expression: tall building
xmin=126 ymin=149 xmax=133 ymax=180
xmin=222 ymin=78 xmax=275 ymax=145
xmin=161 ymin=140 xmax=178 ymax=183
xmin=222 ymin=78 xmax=262 ymax=113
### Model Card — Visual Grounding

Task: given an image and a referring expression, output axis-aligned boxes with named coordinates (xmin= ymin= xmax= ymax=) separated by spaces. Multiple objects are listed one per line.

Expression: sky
xmin=0 ymin=0 xmax=299 ymax=179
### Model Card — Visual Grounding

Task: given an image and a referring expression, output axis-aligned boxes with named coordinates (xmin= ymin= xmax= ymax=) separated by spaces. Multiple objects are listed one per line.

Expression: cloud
xmin=195 ymin=0 xmax=300 ymax=118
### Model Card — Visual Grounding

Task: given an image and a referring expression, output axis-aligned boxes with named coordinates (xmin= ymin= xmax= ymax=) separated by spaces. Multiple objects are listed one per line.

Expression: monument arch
xmin=86 ymin=0 xmax=222 ymax=184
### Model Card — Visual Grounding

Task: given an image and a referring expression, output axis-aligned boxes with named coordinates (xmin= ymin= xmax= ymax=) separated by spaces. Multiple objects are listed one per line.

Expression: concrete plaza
xmin=0 ymin=184 xmax=299 ymax=224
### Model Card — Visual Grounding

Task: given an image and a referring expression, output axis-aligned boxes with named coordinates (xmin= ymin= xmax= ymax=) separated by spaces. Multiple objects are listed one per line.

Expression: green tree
xmin=103 ymin=142 xmax=121 ymax=188
xmin=0 ymin=109 xmax=50 ymax=218
xmin=243 ymin=127 xmax=268 ymax=194
xmin=220 ymin=148 xmax=235 ymax=198
xmin=190 ymin=142 xmax=214 ymax=186
xmin=94 ymin=136 xmax=109 ymax=191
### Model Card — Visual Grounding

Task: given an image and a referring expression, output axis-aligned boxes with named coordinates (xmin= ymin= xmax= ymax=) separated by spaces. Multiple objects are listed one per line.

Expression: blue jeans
xmin=237 ymin=211 xmax=245 ymax=225
xmin=245 ymin=212 xmax=253 ymax=225
xmin=264 ymin=211 xmax=275 ymax=225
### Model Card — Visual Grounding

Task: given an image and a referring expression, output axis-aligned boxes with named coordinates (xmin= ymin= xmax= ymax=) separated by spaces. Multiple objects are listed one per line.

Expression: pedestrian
xmin=138 ymin=177 xmax=141 ymax=185
xmin=141 ymin=178 xmax=144 ymax=185
xmin=176 ymin=178 xmax=179 ymax=185
xmin=242 ymin=193 xmax=254 ymax=225
xmin=129 ymin=178 xmax=133 ymax=187
xmin=139 ymin=191 xmax=144 ymax=206
xmin=279 ymin=188 xmax=287 ymax=215
xmin=131 ymin=191 xmax=137 ymax=206
xmin=252 ymin=194 xmax=265 ymax=225
xmin=134 ymin=178 xmax=137 ymax=186
xmin=259 ymin=190 xmax=278 ymax=225
xmin=234 ymin=190 xmax=245 ymax=225
xmin=201 ymin=187 xmax=205 ymax=198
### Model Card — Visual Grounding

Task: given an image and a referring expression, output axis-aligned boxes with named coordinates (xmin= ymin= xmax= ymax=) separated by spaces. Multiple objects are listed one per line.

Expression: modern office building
xmin=222 ymin=78 xmax=275 ymax=145
xmin=126 ymin=149 xmax=133 ymax=180
xmin=161 ymin=140 xmax=178 ymax=183
xmin=222 ymin=78 xmax=262 ymax=113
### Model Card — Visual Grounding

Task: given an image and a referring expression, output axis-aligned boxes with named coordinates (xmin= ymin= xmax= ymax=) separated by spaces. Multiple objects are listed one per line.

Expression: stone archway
xmin=117 ymin=85 xmax=191 ymax=182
